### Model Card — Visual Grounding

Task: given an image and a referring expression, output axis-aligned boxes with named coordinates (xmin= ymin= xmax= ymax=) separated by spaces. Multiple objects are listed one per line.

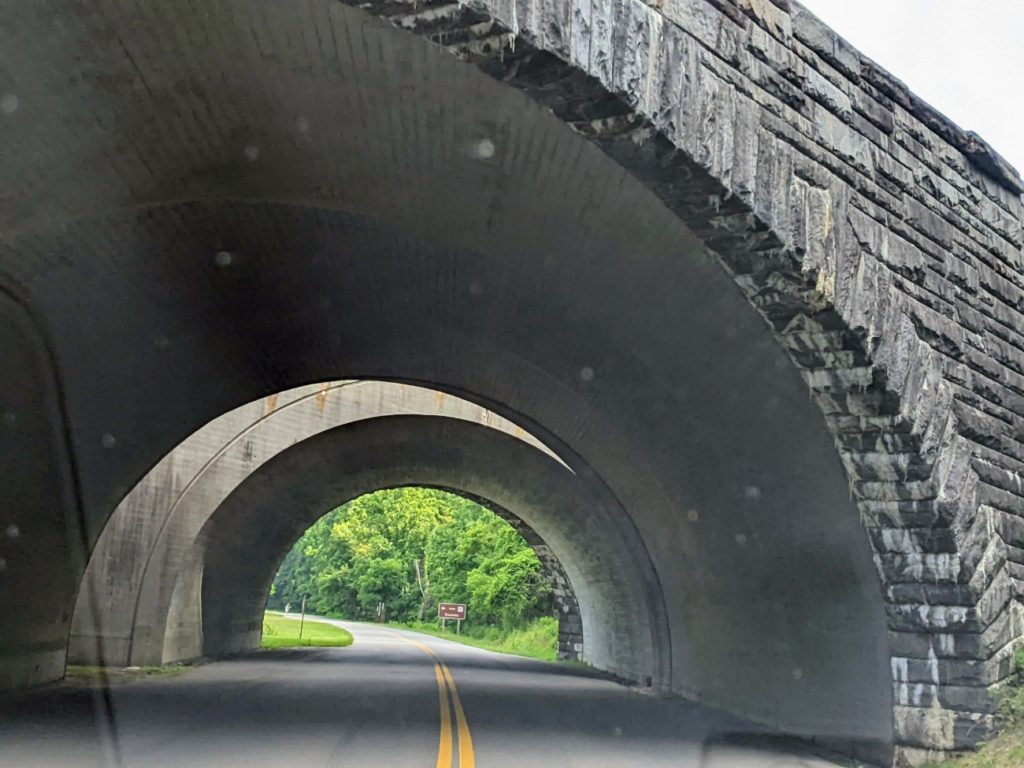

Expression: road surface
xmin=0 ymin=619 xmax=849 ymax=767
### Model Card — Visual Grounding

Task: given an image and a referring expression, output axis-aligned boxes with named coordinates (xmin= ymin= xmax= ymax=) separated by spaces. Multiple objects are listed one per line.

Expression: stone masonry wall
xmin=340 ymin=0 xmax=1024 ymax=762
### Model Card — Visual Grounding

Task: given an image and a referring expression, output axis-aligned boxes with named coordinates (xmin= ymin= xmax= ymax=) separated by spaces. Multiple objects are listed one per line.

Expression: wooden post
xmin=298 ymin=595 xmax=306 ymax=643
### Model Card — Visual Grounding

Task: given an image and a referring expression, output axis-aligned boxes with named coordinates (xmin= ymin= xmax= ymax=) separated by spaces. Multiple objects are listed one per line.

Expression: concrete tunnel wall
xmin=0 ymin=0 xmax=955 ymax=762
xmin=192 ymin=416 xmax=662 ymax=682
xmin=70 ymin=380 xmax=594 ymax=667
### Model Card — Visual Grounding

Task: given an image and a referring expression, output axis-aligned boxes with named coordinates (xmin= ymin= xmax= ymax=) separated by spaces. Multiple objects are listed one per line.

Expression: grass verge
xmin=387 ymin=615 xmax=559 ymax=662
xmin=926 ymin=650 xmax=1024 ymax=767
xmin=262 ymin=612 xmax=353 ymax=649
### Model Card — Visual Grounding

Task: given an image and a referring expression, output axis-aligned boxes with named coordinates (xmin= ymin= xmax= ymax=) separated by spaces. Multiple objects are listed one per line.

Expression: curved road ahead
xmin=0 ymin=619 xmax=847 ymax=767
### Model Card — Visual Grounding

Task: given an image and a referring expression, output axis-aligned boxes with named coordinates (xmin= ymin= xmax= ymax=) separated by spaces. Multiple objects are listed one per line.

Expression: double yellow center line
xmin=390 ymin=633 xmax=474 ymax=768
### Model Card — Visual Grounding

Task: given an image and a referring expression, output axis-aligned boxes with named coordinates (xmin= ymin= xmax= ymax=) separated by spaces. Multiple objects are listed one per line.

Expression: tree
xmin=268 ymin=487 xmax=551 ymax=629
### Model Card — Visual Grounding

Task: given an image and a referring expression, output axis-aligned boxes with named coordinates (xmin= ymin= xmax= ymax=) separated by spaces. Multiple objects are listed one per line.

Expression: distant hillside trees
xmin=268 ymin=487 xmax=553 ymax=628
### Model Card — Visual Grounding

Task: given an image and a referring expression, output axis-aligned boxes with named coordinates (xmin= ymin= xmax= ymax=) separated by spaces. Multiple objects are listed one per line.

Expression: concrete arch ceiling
xmin=70 ymin=380 xmax=608 ymax=670
xmin=10 ymin=0 xmax=1022 ymax=763
xmin=191 ymin=415 xmax=663 ymax=686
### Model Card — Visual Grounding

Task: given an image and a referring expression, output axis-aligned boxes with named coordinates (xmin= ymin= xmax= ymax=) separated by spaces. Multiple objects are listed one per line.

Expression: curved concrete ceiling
xmin=0 ymin=1 xmax=892 ymax=759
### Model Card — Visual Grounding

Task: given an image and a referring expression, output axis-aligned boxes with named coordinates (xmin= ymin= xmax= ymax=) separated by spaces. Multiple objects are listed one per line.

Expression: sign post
xmin=437 ymin=602 xmax=466 ymax=635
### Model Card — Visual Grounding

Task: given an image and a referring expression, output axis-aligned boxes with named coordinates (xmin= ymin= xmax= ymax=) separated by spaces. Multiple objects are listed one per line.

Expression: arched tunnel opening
xmin=55 ymin=376 xmax=889 ymax=764
xmin=251 ymin=486 xmax=584 ymax=662
xmin=191 ymin=412 xmax=657 ymax=674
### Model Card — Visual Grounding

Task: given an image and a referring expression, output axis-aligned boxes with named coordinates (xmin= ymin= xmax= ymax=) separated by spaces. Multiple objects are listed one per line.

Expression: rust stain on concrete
xmin=315 ymin=383 xmax=329 ymax=412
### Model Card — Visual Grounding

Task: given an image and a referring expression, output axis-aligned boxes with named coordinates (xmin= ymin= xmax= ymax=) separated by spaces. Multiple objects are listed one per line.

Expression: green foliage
xmin=925 ymin=648 xmax=1024 ymax=768
xmin=268 ymin=488 xmax=553 ymax=633
xmin=1011 ymin=648 xmax=1024 ymax=686
xmin=261 ymin=612 xmax=353 ymax=649
xmin=995 ymin=650 xmax=1024 ymax=725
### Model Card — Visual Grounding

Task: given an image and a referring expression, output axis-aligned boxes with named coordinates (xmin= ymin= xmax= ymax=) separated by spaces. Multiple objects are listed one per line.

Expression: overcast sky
xmin=800 ymin=0 xmax=1023 ymax=176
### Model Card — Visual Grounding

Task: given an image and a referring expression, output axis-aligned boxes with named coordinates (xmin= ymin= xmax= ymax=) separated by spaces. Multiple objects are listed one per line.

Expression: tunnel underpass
xmin=194 ymin=415 xmax=659 ymax=675
xmin=7 ymin=0 xmax=1022 ymax=764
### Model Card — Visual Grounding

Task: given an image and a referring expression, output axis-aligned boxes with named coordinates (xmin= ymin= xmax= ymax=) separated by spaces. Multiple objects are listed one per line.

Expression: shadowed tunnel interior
xmin=0 ymin=0 xmax=895 ymax=762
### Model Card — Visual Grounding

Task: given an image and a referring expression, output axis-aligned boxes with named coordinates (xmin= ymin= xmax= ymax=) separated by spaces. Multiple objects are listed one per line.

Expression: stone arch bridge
xmin=0 ymin=0 xmax=1022 ymax=765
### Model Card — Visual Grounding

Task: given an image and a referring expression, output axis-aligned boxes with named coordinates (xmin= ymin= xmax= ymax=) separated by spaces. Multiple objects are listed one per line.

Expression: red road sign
xmin=438 ymin=602 xmax=466 ymax=620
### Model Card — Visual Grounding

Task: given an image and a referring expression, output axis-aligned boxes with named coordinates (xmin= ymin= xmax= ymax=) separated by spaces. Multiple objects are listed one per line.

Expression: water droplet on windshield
xmin=469 ymin=138 xmax=495 ymax=159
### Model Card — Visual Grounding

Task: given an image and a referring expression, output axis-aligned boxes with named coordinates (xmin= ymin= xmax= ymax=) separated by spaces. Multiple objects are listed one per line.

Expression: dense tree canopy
xmin=268 ymin=488 xmax=553 ymax=628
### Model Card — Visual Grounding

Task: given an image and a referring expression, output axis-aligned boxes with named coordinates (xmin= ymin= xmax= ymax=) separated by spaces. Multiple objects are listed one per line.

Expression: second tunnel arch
xmin=72 ymin=380 xmax=663 ymax=675
xmin=193 ymin=415 xmax=664 ymax=682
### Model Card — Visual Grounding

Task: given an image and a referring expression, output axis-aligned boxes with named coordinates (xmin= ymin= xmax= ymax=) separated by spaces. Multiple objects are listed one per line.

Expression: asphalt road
xmin=0 ymin=619 xmax=848 ymax=767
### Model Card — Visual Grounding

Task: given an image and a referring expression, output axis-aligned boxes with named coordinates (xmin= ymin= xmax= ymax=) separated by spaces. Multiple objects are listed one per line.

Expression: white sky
xmin=799 ymin=0 xmax=1023 ymax=176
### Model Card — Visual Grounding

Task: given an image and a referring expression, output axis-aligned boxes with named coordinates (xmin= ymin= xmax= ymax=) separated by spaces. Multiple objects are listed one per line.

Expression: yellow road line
xmin=403 ymin=636 xmax=436 ymax=657
xmin=388 ymin=631 xmax=474 ymax=768
xmin=440 ymin=662 xmax=474 ymax=768
xmin=433 ymin=663 xmax=453 ymax=768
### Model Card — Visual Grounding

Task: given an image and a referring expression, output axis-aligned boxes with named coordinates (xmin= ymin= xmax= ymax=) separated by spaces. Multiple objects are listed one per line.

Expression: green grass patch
xmin=262 ymin=612 xmax=353 ymax=649
xmin=388 ymin=616 xmax=559 ymax=662
xmin=926 ymin=730 xmax=1024 ymax=768
xmin=926 ymin=650 xmax=1024 ymax=768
